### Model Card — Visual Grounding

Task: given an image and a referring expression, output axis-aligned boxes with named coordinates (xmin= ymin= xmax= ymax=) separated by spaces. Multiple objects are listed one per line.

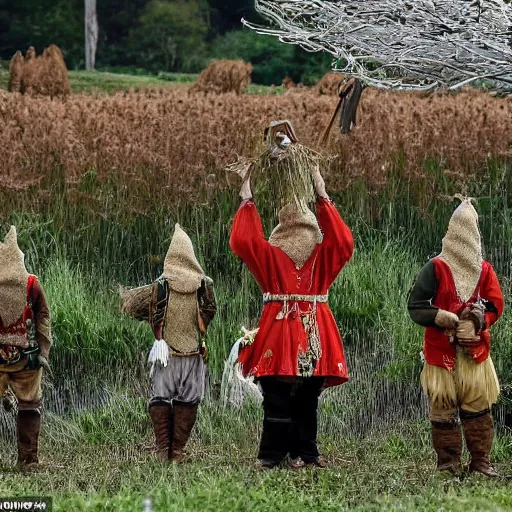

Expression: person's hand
xmin=230 ymin=159 xmax=253 ymax=201
xmin=38 ymin=355 xmax=53 ymax=377
xmin=240 ymin=175 xmax=252 ymax=201
xmin=311 ymin=165 xmax=328 ymax=199
xmin=434 ymin=309 xmax=459 ymax=330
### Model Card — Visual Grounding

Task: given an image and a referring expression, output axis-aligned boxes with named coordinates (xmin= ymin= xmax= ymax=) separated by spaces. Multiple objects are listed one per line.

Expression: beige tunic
xmin=163 ymin=291 xmax=200 ymax=353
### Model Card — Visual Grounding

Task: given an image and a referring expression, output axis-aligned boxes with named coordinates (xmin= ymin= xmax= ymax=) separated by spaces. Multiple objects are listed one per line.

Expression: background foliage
xmin=0 ymin=0 xmax=331 ymax=84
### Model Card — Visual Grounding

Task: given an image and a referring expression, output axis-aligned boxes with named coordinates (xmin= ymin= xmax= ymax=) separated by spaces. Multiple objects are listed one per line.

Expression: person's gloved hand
xmin=38 ymin=355 xmax=53 ymax=377
xmin=434 ymin=309 xmax=459 ymax=329
xmin=461 ymin=303 xmax=486 ymax=333
xmin=2 ymin=391 xmax=15 ymax=413
xmin=311 ymin=166 xmax=328 ymax=199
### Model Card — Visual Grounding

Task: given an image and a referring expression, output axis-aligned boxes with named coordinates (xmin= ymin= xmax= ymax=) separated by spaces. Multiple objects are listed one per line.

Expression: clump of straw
xmin=119 ymin=284 xmax=152 ymax=321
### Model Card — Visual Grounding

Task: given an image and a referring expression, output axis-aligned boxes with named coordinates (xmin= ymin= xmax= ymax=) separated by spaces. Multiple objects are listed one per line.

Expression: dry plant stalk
xmin=7 ymin=45 xmax=71 ymax=97
xmin=191 ymin=60 xmax=253 ymax=94
xmin=0 ymin=86 xmax=512 ymax=211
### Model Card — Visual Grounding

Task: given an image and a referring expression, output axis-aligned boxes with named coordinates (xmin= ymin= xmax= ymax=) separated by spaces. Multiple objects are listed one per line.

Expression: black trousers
xmin=258 ymin=376 xmax=325 ymax=464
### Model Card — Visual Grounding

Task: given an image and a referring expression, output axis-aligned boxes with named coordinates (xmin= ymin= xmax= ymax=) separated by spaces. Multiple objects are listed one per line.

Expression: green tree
xmin=213 ymin=29 xmax=332 ymax=85
xmin=128 ymin=0 xmax=209 ymax=72
xmin=0 ymin=0 xmax=83 ymax=67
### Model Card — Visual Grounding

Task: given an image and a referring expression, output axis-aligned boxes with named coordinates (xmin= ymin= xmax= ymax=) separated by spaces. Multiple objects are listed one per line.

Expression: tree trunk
xmin=84 ymin=0 xmax=98 ymax=70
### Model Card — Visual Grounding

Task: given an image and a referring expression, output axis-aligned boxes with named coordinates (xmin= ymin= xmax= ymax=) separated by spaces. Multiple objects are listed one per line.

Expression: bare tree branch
xmin=243 ymin=0 xmax=512 ymax=91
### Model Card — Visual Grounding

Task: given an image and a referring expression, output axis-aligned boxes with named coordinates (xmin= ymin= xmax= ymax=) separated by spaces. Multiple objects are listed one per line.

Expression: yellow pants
xmin=421 ymin=347 xmax=499 ymax=423
xmin=0 ymin=361 xmax=42 ymax=409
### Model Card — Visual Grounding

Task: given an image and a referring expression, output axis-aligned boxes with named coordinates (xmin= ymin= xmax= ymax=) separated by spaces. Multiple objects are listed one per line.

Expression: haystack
xmin=191 ymin=60 xmax=253 ymax=95
xmin=282 ymin=76 xmax=297 ymax=89
xmin=7 ymin=44 xmax=71 ymax=97
xmin=315 ymin=72 xmax=344 ymax=95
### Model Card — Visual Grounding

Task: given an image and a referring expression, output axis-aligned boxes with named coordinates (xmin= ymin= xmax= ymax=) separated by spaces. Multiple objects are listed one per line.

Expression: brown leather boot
xmin=17 ymin=409 xmax=41 ymax=467
xmin=148 ymin=402 xmax=172 ymax=461
xmin=431 ymin=421 xmax=462 ymax=475
xmin=461 ymin=410 xmax=501 ymax=478
xmin=171 ymin=401 xmax=198 ymax=462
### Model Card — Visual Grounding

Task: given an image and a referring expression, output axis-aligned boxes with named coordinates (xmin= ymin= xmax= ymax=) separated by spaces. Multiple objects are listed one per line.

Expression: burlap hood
xmin=439 ymin=199 xmax=483 ymax=302
xmin=163 ymin=224 xmax=205 ymax=293
xmin=268 ymin=202 xmax=323 ymax=268
xmin=0 ymin=226 xmax=29 ymax=327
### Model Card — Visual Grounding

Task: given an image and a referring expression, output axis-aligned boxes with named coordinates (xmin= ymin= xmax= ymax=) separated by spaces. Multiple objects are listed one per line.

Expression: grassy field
xmin=0 ymin=68 xmax=283 ymax=94
xmin=0 ymin=69 xmax=512 ymax=510
xmin=1 ymin=393 xmax=512 ymax=512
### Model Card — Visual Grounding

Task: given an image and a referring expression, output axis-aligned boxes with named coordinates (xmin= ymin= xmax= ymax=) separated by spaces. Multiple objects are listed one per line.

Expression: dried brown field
xmin=0 ymin=86 xmax=511 ymax=212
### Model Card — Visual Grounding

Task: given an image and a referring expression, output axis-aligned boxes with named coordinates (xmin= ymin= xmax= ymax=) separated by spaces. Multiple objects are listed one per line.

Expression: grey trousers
xmin=150 ymin=354 xmax=206 ymax=405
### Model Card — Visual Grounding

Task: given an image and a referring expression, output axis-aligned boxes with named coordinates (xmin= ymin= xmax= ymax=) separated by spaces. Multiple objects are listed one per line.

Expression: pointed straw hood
xmin=269 ymin=201 xmax=323 ymax=268
xmin=439 ymin=198 xmax=483 ymax=302
xmin=0 ymin=226 xmax=29 ymax=326
xmin=163 ymin=224 xmax=205 ymax=293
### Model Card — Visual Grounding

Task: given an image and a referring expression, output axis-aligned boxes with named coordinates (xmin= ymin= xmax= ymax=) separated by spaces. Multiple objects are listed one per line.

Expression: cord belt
xmin=263 ymin=293 xmax=328 ymax=304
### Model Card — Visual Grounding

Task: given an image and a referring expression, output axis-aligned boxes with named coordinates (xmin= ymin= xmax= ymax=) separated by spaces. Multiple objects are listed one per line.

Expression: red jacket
xmin=230 ymin=198 xmax=354 ymax=387
xmin=424 ymin=258 xmax=504 ymax=371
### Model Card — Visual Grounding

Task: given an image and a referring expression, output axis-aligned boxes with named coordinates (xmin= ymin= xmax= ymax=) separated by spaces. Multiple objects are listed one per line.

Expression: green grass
xmin=0 ymin=69 xmax=196 ymax=94
xmin=1 ymin=393 xmax=512 ymax=511
xmin=68 ymin=70 xmax=188 ymax=93
xmin=0 ymin=68 xmax=282 ymax=94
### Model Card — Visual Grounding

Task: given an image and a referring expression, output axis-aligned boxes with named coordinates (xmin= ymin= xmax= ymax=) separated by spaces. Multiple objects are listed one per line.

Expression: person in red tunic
xmin=408 ymin=199 xmax=504 ymax=477
xmin=0 ymin=226 xmax=52 ymax=467
xmin=230 ymin=149 xmax=354 ymax=469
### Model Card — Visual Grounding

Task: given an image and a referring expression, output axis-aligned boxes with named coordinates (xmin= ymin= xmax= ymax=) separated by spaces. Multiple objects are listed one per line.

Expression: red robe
xmin=230 ymin=198 xmax=354 ymax=387
xmin=424 ymin=258 xmax=504 ymax=371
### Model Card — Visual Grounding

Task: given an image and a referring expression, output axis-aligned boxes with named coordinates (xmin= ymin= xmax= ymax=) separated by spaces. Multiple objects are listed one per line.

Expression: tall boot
xmin=461 ymin=409 xmax=501 ymax=478
xmin=171 ymin=401 xmax=198 ymax=462
xmin=148 ymin=402 xmax=172 ymax=461
xmin=17 ymin=409 xmax=41 ymax=467
xmin=431 ymin=420 xmax=462 ymax=475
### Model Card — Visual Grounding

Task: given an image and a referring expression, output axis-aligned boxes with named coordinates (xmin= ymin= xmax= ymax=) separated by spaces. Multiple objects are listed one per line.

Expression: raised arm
xmin=229 ymin=199 xmax=272 ymax=284
xmin=312 ymin=168 xmax=354 ymax=276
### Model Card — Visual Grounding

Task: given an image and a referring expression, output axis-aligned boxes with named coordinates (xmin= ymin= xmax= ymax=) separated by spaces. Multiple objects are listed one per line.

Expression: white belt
xmin=262 ymin=293 xmax=328 ymax=304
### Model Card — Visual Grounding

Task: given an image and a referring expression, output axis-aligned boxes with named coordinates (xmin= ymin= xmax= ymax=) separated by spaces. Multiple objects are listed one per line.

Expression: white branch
xmin=243 ymin=0 xmax=512 ymax=91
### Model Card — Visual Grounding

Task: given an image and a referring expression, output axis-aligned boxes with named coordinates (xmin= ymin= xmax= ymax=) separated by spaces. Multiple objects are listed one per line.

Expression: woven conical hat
xmin=163 ymin=224 xmax=204 ymax=293
xmin=439 ymin=199 xmax=483 ymax=302
xmin=0 ymin=226 xmax=29 ymax=326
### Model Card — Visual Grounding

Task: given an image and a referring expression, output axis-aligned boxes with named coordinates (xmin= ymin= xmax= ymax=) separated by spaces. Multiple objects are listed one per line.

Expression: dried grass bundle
xmin=7 ymin=51 xmax=24 ymax=93
xmin=7 ymin=44 xmax=71 ymax=97
xmin=229 ymin=140 xmax=320 ymax=212
xmin=315 ymin=72 xmax=344 ymax=96
xmin=191 ymin=59 xmax=253 ymax=95
xmin=282 ymin=76 xmax=297 ymax=89
xmin=119 ymin=284 xmax=152 ymax=321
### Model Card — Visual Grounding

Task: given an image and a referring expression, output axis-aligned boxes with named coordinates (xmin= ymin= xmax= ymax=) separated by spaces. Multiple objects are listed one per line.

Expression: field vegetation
xmin=0 ymin=73 xmax=511 ymax=510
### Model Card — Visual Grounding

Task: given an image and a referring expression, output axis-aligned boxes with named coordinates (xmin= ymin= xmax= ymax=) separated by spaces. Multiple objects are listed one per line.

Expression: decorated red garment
xmin=424 ymin=258 xmax=504 ymax=371
xmin=0 ymin=274 xmax=37 ymax=363
xmin=230 ymin=198 xmax=354 ymax=387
